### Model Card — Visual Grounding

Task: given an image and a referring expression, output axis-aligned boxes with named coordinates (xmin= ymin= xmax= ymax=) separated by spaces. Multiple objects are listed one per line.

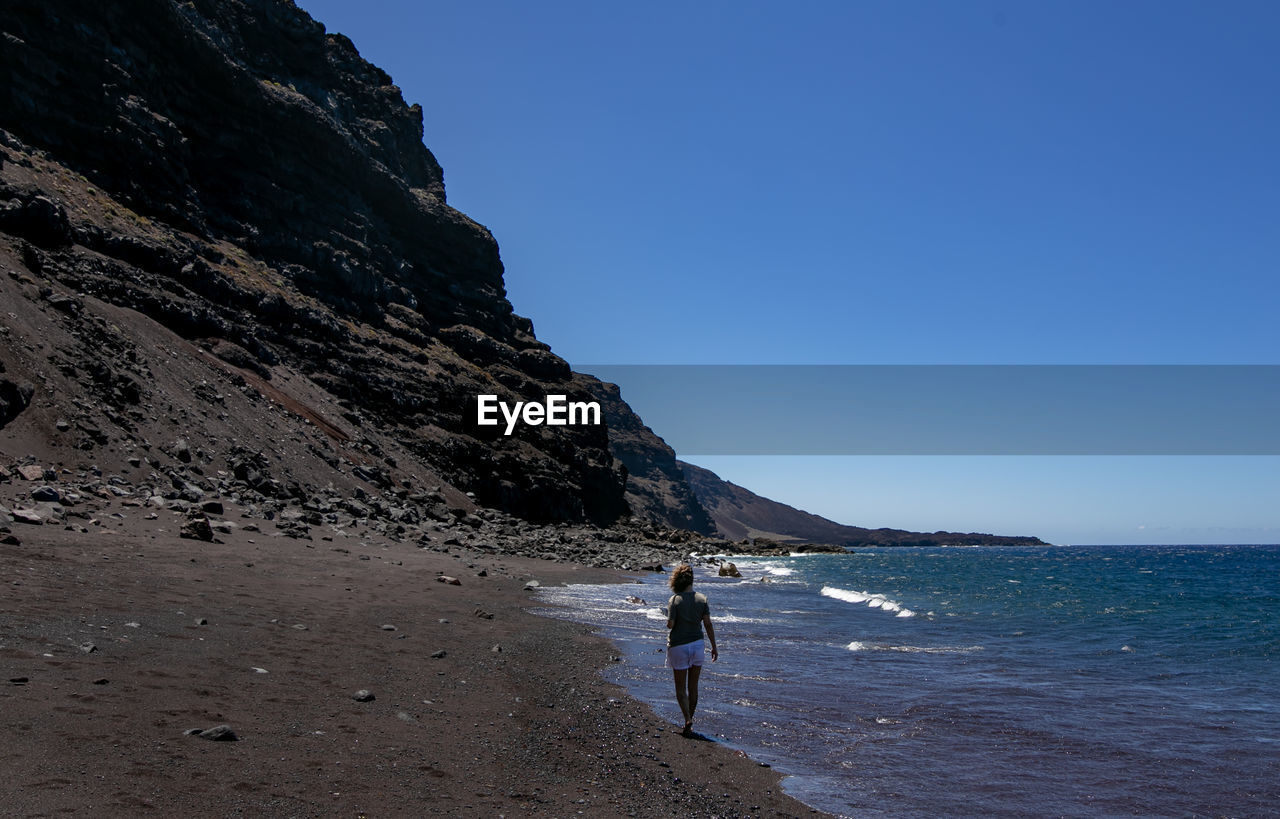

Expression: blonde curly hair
xmin=668 ymin=563 xmax=694 ymax=592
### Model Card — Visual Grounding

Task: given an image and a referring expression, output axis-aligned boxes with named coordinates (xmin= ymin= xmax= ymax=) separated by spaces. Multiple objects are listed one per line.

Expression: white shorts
xmin=666 ymin=639 xmax=705 ymax=670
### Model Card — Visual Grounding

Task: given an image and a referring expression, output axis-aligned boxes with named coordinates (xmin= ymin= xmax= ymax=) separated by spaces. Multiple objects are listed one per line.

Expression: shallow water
xmin=534 ymin=544 xmax=1280 ymax=817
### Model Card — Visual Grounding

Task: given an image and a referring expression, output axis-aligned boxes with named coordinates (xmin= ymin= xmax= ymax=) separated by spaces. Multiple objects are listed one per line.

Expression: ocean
xmin=534 ymin=544 xmax=1279 ymax=817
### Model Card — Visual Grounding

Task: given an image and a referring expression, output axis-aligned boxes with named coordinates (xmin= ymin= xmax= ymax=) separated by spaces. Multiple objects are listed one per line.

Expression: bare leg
xmin=672 ymin=668 xmax=691 ymax=730
xmin=687 ymin=663 xmax=702 ymax=729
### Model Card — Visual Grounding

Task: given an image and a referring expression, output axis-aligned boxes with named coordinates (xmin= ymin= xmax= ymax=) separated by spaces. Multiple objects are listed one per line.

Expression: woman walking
xmin=665 ymin=563 xmax=718 ymax=735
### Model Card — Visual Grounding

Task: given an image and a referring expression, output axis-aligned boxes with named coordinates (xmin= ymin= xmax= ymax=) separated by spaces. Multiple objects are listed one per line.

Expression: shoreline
xmin=0 ymin=497 xmax=825 ymax=817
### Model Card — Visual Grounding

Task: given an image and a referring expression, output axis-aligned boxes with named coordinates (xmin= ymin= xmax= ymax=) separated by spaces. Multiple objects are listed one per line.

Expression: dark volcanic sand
xmin=0 ymin=503 xmax=822 ymax=817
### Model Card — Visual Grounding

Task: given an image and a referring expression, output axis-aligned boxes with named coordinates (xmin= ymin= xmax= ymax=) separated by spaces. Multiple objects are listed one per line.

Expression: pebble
xmin=31 ymin=486 xmax=62 ymax=503
xmin=186 ymin=724 xmax=238 ymax=741
xmin=380 ymin=624 xmax=397 ymax=631
xmin=431 ymin=649 xmax=447 ymax=659
xmin=352 ymin=689 xmax=375 ymax=702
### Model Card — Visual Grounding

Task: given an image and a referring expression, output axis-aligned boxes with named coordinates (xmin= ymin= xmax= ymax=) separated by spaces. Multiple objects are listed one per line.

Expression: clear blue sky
xmin=297 ymin=0 xmax=1278 ymax=544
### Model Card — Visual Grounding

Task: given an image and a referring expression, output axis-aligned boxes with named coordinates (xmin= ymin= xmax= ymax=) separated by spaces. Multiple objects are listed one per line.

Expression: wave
xmin=846 ymin=641 xmax=982 ymax=654
xmin=821 ymin=586 xmax=916 ymax=617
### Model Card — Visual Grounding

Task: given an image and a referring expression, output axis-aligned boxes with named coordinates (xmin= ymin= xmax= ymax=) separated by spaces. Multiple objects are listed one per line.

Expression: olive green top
xmin=666 ymin=591 xmax=709 ymax=647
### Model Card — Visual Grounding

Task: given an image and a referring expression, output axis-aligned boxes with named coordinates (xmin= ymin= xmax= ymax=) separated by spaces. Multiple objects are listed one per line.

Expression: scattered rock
xmin=92 ymin=678 xmax=109 ymax=685
xmin=79 ymin=642 xmax=97 ymax=654
xmin=352 ymin=689 xmax=375 ymax=702
xmin=474 ymin=609 xmax=494 ymax=620
xmin=195 ymin=617 xmax=208 ymax=626
xmin=180 ymin=516 xmax=214 ymax=541
xmin=201 ymin=500 xmax=225 ymax=515
xmin=380 ymin=624 xmax=397 ymax=631
xmin=15 ymin=465 xmax=45 ymax=482
xmin=0 ymin=381 xmax=36 ymax=428
xmin=9 ymin=677 xmax=28 ymax=685
xmin=523 ymin=580 xmax=541 ymax=591
xmin=1 ymin=534 xmax=20 ymax=545
xmin=431 ymin=649 xmax=447 ymax=659
xmin=187 ymin=724 xmax=238 ymax=741
xmin=718 ymin=562 xmax=742 ymax=578
xmin=436 ymin=575 xmax=460 ymax=585
xmin=11 ymin=508 xmax=43 ymax=525
xmin=491 ymin=644 xmax=502 ymax=653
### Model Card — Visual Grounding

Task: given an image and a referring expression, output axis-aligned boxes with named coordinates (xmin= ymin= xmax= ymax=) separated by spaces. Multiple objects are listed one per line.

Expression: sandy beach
xmin=0 ymin=495 xmax=822 ymax=817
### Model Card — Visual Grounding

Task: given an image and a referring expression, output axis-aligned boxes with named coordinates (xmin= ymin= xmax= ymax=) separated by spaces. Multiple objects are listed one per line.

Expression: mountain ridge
xmin=681 ymin=460 xmax=1046 ymax=548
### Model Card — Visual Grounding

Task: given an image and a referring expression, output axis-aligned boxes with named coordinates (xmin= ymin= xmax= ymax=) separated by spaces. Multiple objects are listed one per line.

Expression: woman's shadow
xmin=680 ymin=726 xmax=715 ymax=741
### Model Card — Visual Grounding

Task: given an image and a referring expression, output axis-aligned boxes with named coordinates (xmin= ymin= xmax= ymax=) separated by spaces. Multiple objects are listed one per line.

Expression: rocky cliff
xmin=681 ymin=461 xmax=1046 ymax=548
xmin=587 ymin=381 xmax=716 ymax=535
xmin=0 ymin=0 xmax=684 ymax=525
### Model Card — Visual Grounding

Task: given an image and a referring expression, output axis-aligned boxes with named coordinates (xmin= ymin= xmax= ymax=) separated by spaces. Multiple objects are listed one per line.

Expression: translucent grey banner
xmin=582 ymin=365 xmax=1280 ymax=455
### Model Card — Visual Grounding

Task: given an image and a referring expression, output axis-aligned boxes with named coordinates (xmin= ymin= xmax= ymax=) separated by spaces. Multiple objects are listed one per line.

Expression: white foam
xmin=845 ymin=642 xmax=981 ymax=654
xmin=821 ymin=586 xmax=915 ymax=617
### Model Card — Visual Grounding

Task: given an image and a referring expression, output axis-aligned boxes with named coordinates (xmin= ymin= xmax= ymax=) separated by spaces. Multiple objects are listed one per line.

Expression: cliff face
xmin=587 ymin=380 xmax=716 ymax=535
xmin=681 ymin=461 xmax=1046 ymax=548
xmin=0 ymin=0 xmax=650 ymax=524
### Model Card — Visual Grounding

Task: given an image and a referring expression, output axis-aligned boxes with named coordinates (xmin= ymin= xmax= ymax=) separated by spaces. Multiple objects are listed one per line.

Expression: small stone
xmin=380 ymin=624 xmax=397 ymax=631
xmin=1 ymin=534 xmax=19 ymax=545
xmin=291 ymin=624 xmax=308 ymax=630
xmin=352 ymin=689 xmax=375 ymax=702
xmin=79 ymin=642 xmax=97 ymax=654
xmin=436 ymin=575 xmax=460 ymax=585
xmin=16 ymin=465 xmax=45 ymax=481
xmin=195 ymin=618 xmax=208 ymax=626
xmin=431 ymin=649 xmax=447 ymax=659
xmin=180 ymin=516 xmax=214 ymax=541
xmin=188 ymin=724 xmax=238 ymax=741
xmin=491 ymin=644 xmax=502 ymax=653
xmin=174 ymin=439 xmax=192 ymax=463
xmin=9 ymin=677 xmax=28 ymax=685
xmin=523 ymin=580 xmax=541 ymax=590
xmin=476 ymin=569 xmax=488 ymax=577
xmin=201 ymin=500 xmax=224 ymax=515
xmin=92 ymin=678 xmax=109 ymax=685
xmin=12 ymin=508 xmax=43 ymax=525
xmin=474 ymin=609 xmax=494 ymax=620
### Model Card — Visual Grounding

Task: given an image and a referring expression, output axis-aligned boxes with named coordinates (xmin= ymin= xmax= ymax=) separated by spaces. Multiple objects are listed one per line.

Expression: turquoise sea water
xmin=535 ymin=544 xmax=1280 ymax=817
